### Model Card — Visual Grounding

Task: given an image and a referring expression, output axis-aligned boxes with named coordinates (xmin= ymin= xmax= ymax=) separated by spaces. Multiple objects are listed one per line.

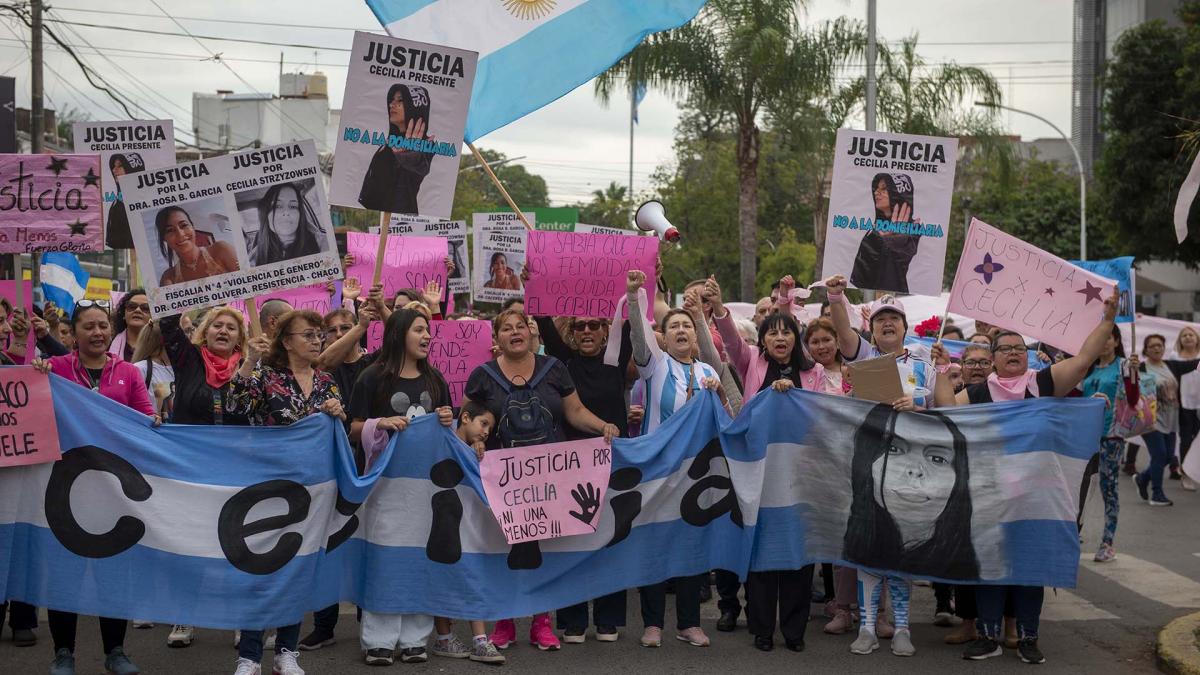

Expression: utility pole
xmin=30 ymin=0 xmax=43 ymax=153
xmin=865 ymin=0 xmax=876 ymax=133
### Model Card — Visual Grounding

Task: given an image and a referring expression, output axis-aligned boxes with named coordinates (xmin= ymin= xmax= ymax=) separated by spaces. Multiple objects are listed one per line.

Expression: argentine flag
xmin=365 ymin=0 xmax=708 ymax=141
xmin=38 ymin=252 xmax=89 ymax=314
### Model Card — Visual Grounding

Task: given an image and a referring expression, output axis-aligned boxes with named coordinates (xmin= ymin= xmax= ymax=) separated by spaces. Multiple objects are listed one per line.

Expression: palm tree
xmin=874 ymin=35 xmax=1003 ymax=136
xmin=579 ymin=181 xmax=631 ymax=227
xmin=596 ymin=0 xmax=810 ymax=301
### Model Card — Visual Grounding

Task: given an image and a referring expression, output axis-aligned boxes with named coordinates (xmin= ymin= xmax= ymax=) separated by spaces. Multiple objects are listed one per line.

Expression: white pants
xmin=360 ymin=611 xmax=434 ymax=651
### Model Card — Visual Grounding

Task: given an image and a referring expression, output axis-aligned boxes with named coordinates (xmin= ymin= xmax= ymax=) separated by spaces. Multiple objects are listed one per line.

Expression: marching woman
xmin=707 ymin=275 xmax=824 ymax=651
xmin=227 ymin=310 xmax=345 ymax=675
xmin=464 ymin=307 xmax=619 ymax=652
xmin=130 ymin=321 xmax=175 ymax=419
xmin=1170 ymin=326 xmax=1200 ymax=489
xmin=33 ymin=301 xmax=157 ymax=675
xmin=110 ymin=290 xmax=151 ymax=362
xmin=348 ymin=307 xmax=455 ymax=666
xmin=1081 ymin=325 xmax=1142 ymax=563
xmin=932 ymin=292 xmax=1120 ymax=664
xmin=532 ymin=310 xmax=634 ymax=644
xmin=1134 ymin=334 xmax=1199 ymax=506
xmin=624 ymin=270 xmax=724 ymax=649
xmin=158 ymin=306 xmax=249 ymax=649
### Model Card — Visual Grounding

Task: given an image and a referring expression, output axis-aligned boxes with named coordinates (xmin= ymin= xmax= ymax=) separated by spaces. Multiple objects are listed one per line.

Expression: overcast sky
xmin=1 ymin=0 xmax=1074 ymax=205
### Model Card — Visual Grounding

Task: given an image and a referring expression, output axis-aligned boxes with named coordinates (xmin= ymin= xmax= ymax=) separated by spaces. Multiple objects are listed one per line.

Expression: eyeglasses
xmin=572 ymin=320 xmax=604 ymax=332
xmin=76 ymin=299 xmax=111 ymax=309
xmin=963 ymin=359 xmax=993 ymax=368
xmin=125 ymin=302 xmax=150 ymax=313
xmin=994 ymin=344 xmax=1028 ymax=354
xmin=288 ymin=330 xmax=322 ymax=343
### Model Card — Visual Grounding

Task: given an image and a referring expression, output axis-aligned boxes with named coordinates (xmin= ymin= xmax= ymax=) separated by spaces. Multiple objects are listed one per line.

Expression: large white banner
xmin=370 ymin=213 xmax=469 ymax=294
xmin=71 ymin=119 xmax=177 ymax=250
xmin=821 ymin=129 xmax=958 ymax=296
xmin=472 ymin=211 xmax=532 ymax=304
xmin=118 ymin=140 xmax=342 ymax=317
xmin=330 ymin=31 xmax=477 ymax=217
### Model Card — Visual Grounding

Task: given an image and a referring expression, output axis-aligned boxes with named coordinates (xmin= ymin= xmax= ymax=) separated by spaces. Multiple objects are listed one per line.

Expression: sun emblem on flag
xmin=502 ymin=0 xmax=557 ymax=20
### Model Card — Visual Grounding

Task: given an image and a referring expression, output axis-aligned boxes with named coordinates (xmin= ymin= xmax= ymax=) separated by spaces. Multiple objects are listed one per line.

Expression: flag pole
xmin=467 ymin=142 xmax=533 ymax=232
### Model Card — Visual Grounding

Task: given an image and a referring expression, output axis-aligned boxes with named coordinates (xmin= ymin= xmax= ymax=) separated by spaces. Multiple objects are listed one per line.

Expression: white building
xmin=191 ymin=72 xmax=333 ymax=153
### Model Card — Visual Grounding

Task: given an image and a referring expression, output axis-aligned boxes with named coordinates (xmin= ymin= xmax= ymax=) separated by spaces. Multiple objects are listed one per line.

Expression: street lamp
xmin=975 ymin=101 xmax=1087 ymax=260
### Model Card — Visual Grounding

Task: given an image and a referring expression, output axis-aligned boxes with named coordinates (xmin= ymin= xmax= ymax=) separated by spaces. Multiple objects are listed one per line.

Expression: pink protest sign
xmin=0 ymin=154 xmax=103 ymax=253
xmin=0 ymin=367 xmax=62 ymax=468
xmin=480 ymin=438 xmax=612 ymax=544
xmin=228 ymin=283 xmax=339 ymax=319
xmin=947 ymin=218 xmax=1115 ymax=353
xmin=427 ymin=319 xmax=492 ymax=406
xmin=524 ymin=231 xmax=658 ymax=319
xmin=346 ymin=232 xmax=447 ymax=300
xmin=0 ymin=281 xmax=35 ymax=364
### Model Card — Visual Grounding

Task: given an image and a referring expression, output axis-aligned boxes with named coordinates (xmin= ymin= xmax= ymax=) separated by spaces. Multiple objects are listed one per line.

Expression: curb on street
xmin=1158 ymin=612 xmax=1200 ymax=675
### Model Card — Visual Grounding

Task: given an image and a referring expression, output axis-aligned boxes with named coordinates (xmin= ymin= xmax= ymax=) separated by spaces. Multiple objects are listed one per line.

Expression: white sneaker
xmin=273 ymin=648 xmax=304 ymax=675
xmin=1182 ymin=475 xmax=1197 ymax=491
xmin=168 ymin=624 xmax=194 ymax=648
xmin=233 ymin=657 xmax=261 ymax=675
xmin=264 ymin=631 xmax=276 ymax=651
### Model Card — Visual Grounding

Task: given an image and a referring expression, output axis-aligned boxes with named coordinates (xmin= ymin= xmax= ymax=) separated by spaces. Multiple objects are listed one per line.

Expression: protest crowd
xmin=2 ymin=2 xmax=1200 ymax=675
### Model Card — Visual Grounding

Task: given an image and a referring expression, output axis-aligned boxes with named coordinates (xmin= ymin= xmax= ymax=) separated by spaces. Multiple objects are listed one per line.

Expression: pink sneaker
xmin=529 ymin=614 xmax=561 ymax=651
xmin=675 ymin=626 xmax=710 ymax=647
xmin=489 ymin=619 xmax=516 ymax=650
xmin=640 ymin=626 xmax=662 ymax=648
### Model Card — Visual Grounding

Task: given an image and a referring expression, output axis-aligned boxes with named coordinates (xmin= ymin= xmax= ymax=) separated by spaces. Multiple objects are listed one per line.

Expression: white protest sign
xmin=72 ymin=119 xmax=177 ymax=250
xmin=370 ymin=213 xmax=469 ymax=294
xmin=472 ymin=211 xmax=532 ymax=305
xmin=821 ymin=128 xmax=958 ymax=296
xmin=119 ymin=140 xmax=342 ymax=317
xmin=330 ymin=31 xmax=477 ymax=217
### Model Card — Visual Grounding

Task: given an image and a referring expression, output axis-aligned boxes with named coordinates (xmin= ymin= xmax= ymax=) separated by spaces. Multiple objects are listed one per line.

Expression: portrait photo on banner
xmin=472 ymin=212 xmax=532 ymax=305
xmin=329 ymin=31 xmax=478 ymax=218
xmin=235 ymin=178 xmax=330 ymax=267
xmin=140 ymin=194 xmax=242 ymax=288
xmin=821 ymin=129 xmax=959 ymax=296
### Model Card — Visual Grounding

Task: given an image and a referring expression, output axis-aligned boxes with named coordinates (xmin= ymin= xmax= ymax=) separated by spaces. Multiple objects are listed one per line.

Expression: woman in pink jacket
xmin=33 ymin=300 xmax=155 ymax=675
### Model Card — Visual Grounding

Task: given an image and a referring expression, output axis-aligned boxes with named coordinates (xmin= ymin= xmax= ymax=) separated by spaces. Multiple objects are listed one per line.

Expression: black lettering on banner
xmin=45 ymin=445 xmax=152 ymax=558
xmin=218 ymin=479 xmax=310 ymax=575
xmin=324 ymin=491 xmax=361 ymax=553
xmin=605 ymin=467 xmax=643 ymax=548
xmin=427 ymin=459 xmax=464 ymax=564
xmin=680 ymin=440 xmax=744 ymax=528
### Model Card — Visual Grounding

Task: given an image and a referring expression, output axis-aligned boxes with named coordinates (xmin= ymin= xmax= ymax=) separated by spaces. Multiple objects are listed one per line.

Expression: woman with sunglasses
xmin=110 ymin=290 xmax=151 ymax=362
xmin=33 ymin=301 xmax=155 ymax=675
xmin=531 ymin=312 xmax=634 ymax=644
xmin=226 ymin=310 xmax=345 ymax=675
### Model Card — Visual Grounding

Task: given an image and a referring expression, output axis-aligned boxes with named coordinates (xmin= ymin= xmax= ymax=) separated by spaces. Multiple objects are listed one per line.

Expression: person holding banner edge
xmin=226 ymin=310 xmax=345 ymax=675
xmin=931 ymin=290 xmax=1121 ymax=664
xmin=32 ymin=301 xmax=158 ymax=675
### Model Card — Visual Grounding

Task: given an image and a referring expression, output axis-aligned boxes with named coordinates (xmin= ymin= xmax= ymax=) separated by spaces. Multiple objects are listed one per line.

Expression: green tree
xmin=574 ymin=182 xmax=632 ymax=228
xmin=873 ymin=36 xmax=1002 ymax=136
xmin=451 ymin=147 xmax=549 ymax=221
xmin=757 ymin=231 xmax=816 ymax=298
xmin=597 ymin=0 xmax=817 ymax=301
xmin=1094 ymin=8 xmax=1200 ymax=264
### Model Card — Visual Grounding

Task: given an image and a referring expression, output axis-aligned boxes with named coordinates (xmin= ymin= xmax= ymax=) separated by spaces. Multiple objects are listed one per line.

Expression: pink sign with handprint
xmin=479 ymin=438 xmax=612 ymax=544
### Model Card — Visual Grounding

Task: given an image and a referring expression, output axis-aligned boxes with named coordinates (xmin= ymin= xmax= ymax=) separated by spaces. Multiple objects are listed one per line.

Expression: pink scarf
xmin=200 ymin=346 xmax=241 ymax=389
xmin=986 ymin=370 xmax=1040 ymax=402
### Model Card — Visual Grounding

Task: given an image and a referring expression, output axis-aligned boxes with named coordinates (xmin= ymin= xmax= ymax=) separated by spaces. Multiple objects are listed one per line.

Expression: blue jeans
xmin=1139 ymin=431 xmax=1175 ymax=499
xmin=239 ymin=623 xmax=300 ymax=661
xmin=975 ymin=585 xmax=1043 ymax=640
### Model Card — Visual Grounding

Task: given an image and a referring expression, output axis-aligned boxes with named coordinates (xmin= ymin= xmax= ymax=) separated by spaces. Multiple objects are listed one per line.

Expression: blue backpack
xmin=482 ymin=357 xmax=559 ymax=448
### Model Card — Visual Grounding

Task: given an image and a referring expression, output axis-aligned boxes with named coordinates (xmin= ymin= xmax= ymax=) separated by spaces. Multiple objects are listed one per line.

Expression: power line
xmin=44 ymin=16 xmax=350 ymax=52
xmin=50 ymin=5 xmax=375 ymax=32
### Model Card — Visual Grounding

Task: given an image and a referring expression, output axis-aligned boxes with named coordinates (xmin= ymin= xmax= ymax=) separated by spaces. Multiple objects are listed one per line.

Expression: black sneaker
xmin=365 ymin=648 xmax=394 ymax=666
xmin=595 ymin=625 xmax=618 ymax=642
xmin=716 ymin=610 xmax=738 ymax=632
xmin=298 ymin=629 xmax=336 ymax=651
xmin=400 ymin=647 xmax=428 ymax=663
xmin=562 ymin=628 xmax=586 ymax=644
xmin=1018 ymin=638 xmax=1046 ymax=664
xmin=11 ymin=628 xmax=36 ymax=647
xmin=1133 ymin=473 xmax=1150 ymax=502
xmin=963 ymin=636 xmax=1002 ymax=660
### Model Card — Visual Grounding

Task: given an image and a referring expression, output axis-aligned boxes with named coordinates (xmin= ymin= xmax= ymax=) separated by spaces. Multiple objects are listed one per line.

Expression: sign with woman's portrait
xmin=330 ymin=31 xmax=478 ymax=218
xmin=118 ymin=140 xmax=342 ymax=318
xmin=472 ymin=211 xmax=532 ymax=305
xmin=821 ymin=129 xmax=958 ymax=296
xmin=71 ymin=119 xmax=176 ymax=250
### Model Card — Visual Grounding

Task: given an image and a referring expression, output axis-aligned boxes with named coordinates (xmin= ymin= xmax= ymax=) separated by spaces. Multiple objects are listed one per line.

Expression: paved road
xmin=3 ymin=465 xmax=1197 ymax=674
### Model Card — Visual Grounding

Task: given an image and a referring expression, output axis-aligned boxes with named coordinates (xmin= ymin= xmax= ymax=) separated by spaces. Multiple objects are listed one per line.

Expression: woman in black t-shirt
xmin=349 ymin=307 xmax=454 ymax=665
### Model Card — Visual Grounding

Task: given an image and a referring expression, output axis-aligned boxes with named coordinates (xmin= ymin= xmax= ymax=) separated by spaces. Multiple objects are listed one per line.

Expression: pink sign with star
xmin=0 ymin=154 xmax=103 ymax=253
xmin=947 ymin=217 xmax=1115 ymax=354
